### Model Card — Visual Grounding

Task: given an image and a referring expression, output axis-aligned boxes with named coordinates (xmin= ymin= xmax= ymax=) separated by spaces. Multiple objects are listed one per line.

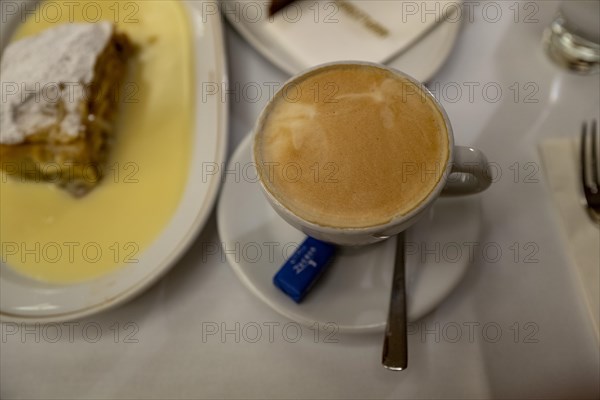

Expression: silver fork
xmin=581 ymin=119 xmax=600 ymax=223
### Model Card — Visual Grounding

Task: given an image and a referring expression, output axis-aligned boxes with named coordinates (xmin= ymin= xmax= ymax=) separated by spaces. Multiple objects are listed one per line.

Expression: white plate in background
xmin=223 ymin=0 xmax=463 ymax=81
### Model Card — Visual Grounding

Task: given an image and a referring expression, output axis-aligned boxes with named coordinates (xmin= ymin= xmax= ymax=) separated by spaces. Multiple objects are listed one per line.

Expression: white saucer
xmin=217 ymin=134 xmax=482 ymax=333
xmin=223 ymin=1 xmax=462 ymax=81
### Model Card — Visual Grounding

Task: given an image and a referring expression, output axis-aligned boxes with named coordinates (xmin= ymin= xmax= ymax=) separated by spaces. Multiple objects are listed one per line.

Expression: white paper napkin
xmin=539 ymin=138 xmax=600 ymax=340
xmin=259 ymin=0 xmax=459 ymax=67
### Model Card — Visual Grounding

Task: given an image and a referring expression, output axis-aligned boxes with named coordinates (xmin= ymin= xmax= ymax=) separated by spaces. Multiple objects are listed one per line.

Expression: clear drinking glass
xmin=545 ymin=0 xmax=600 ymax=74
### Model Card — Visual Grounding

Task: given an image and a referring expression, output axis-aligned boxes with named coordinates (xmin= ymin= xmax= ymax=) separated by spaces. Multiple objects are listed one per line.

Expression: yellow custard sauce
xmin=0 ymin=0 xmax=193 ymax=283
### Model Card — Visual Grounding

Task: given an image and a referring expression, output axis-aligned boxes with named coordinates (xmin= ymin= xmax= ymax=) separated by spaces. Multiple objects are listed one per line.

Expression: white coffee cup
xmin=252 ymin=62 xmax=492 ymax=246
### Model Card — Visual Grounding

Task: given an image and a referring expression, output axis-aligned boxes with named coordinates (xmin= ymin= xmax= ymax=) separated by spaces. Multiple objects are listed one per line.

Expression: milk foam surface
xmin=256 ymin=64 xmax=449 ymax=228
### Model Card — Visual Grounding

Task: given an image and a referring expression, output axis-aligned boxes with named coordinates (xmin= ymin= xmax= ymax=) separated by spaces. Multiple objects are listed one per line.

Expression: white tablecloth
xmin=1 ymin=1 xmax=599 ymax=398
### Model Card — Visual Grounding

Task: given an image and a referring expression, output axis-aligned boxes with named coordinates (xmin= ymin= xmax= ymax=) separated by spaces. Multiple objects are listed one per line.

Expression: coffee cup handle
xmin=441 ymin=146 xmax=492 ymax=196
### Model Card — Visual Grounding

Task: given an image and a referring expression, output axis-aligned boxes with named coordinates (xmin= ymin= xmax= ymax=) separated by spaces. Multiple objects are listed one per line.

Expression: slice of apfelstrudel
xmin=0 ymin=22 xmax=133 ymax=196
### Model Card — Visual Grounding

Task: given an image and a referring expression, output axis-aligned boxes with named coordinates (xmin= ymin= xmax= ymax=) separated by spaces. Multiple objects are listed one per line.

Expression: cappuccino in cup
xmin=253 ymin=62 xmax=490 ymax=245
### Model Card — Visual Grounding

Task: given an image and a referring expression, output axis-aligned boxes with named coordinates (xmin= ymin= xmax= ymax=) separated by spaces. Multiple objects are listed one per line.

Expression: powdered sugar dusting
xmin=0 ymin=22 xmax=112 ymax=144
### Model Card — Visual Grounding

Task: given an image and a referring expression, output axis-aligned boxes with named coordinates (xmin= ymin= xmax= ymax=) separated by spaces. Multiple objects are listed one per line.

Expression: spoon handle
xmin=382 ymin=232 xmax=408 ymax=370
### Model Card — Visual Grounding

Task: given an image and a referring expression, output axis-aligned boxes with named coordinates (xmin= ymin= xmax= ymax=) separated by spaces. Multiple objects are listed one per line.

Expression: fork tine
xmin=591 ymin=119 xmax=599 ymax=189
xmin=580 ymin=120 xmax=600 ymax=222
xmin=581 ymin=121 xmax=590 ymax=192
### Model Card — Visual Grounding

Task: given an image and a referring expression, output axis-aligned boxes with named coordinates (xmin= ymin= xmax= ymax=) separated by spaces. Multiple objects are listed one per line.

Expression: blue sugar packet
xmin=273 ymin=237 xmax=336 ymax=303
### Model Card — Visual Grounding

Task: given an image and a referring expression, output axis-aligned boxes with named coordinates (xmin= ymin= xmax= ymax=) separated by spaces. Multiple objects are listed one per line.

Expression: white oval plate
xmin=223 ymin=0 xmax=462 ymax=81
xmin=0 ymin=1 xmax=228 ymax=323
xmin=217 ymin=134 xmax=482 ymax=333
